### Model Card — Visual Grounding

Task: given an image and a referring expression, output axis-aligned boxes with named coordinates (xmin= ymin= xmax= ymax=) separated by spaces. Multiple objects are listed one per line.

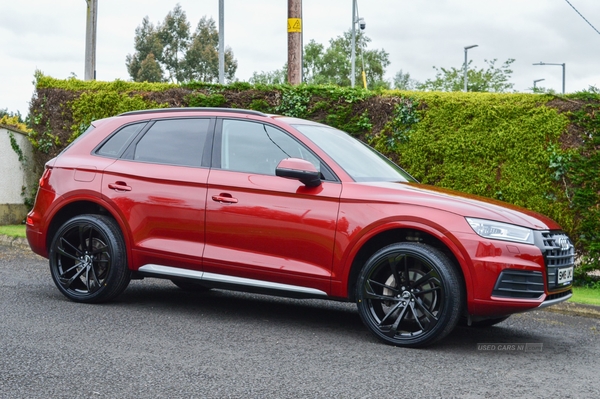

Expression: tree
xmin=393 ymin=70 xmax=419 ymax=91
xmin=305 ymin=31 xmax=390 ymax=88
xmin=126 ymin=5 xmax=237 ymax=83
xmin=137 ymin=53 xmax=164 ymax=83
xmin=249 ymin=31 xmax=390 ymax=88
xmin=125 ymin=16 xmax=164 ymax=82
xmin=418 ymin=58 xmax=515 ymax=92
xmin=158 ymin=4 xmax=190 ymax=83
xmin=249 ymin=68 xmax=287 ymax=85
xmin=183 ymin=16 xmax=237 ymax=83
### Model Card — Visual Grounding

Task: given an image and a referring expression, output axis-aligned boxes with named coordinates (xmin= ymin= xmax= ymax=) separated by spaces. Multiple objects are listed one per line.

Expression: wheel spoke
xmin=378 ymin=302 xmax=404 ymax=326
xmin=364 ymin=279 xmax=399 ymax=302
xmin=414 ymin=286 xmax=441 ymax=296
xmin=414 ymin=296 xmax=439 ymax=323
xmin=410 ymin=270 xmax=434 ymax=289
xmin=367 ymin=279 xmax=400 ymax=296
xmin=59 ymin=237 xmax=82 ymax=258
xmin=402 ymin=254 xmax=410 ymax=286
xmin=59 ymin=264 xmax=86 ymax=290
xmin=56 ymin=244 xmax=81 ymax=262
xmin=388 ymin=254 xmax=406 ymax=288
xmin=86 ymin=264 xmax=102 ymax=293
xmin=386 ymin=305 xmax=409 ymax=338
xmin=90 ymin=245 xmax=109 ymax=256
xmin=409 ymin=301 xmax=426 ymax=331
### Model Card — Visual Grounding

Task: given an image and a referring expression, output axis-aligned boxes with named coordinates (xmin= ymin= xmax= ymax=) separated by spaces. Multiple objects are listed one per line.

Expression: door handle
xmin=212 ymin=194 xmax=238 ymax=204
xmin=108 ymin=182 xmax=132 ymax=192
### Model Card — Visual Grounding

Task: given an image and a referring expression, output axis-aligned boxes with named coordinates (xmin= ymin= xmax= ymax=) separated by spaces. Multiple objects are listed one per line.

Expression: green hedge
xmin=27 ymin=73 xmax=600 ymax=279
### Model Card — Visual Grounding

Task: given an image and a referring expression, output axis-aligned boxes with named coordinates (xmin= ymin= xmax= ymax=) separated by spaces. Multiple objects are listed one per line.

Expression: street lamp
xmin=218 ymin=0 xmax=224 ymax=84
xmin=533 ymin=62 xmax=565 ymax=94
xmin=351 ymin=0 xmax=365 ymax=88
xmin=463 ymin=44 xmax=478 ymax=92
xmin=533 ymin=78 xmax=545 ymax=91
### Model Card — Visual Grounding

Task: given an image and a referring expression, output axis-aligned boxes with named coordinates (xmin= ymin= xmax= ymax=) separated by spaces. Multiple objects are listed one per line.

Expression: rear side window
xmin=133 ymin=119 xmax=210 ymax=167
xmin=96 ymin=122 xmax=146 ymax=158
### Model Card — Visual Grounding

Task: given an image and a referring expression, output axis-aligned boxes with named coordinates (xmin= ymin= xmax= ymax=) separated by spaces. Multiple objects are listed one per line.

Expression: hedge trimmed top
xmin=27 ymin=73 xmax=600 ymax=279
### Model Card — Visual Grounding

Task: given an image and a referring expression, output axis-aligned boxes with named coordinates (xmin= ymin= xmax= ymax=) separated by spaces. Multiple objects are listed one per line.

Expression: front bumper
xmin=459 ymin=229 xmax=575 ymax=317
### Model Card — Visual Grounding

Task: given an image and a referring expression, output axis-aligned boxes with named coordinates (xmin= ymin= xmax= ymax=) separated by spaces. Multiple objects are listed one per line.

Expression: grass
xmin=570 ymin=287 xmax=600 ymax=306
xmin=0 ymin=223 xmax=598 ymax=306
xmin=0 ymin=224 xmax=26 ymax=238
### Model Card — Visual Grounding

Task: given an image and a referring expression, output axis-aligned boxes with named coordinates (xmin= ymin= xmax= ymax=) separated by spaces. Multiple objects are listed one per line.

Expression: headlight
xmin=466 ymin=217 xmax=534 ymax=245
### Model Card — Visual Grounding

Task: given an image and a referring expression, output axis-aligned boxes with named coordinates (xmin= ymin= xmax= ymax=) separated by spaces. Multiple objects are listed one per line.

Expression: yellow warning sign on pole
xmin=287 ymin=18 xmax=302 ymax=33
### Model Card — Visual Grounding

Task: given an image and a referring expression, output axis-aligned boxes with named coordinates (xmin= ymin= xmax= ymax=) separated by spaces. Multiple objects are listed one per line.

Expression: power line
xmin=564 ymin=0 xmax=600 ymax=36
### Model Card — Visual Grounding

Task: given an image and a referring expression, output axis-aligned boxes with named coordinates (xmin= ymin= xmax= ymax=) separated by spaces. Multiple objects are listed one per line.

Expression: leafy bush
xmin=26 ymin=74 xmax=600 ymax=276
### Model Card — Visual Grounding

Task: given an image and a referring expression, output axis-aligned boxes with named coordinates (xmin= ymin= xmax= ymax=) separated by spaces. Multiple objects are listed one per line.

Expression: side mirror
xmin=275 ymin=158 xmax=321 ymax=187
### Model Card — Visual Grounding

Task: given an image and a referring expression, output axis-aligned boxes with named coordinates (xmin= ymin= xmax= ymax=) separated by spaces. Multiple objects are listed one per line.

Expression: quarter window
xmin=96 ymin=122 xmax=146 ymax=158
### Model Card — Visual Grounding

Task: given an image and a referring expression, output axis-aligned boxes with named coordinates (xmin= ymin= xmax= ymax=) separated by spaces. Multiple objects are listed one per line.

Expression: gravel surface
xmin=1 ymin=243 xmax=599 ymax=398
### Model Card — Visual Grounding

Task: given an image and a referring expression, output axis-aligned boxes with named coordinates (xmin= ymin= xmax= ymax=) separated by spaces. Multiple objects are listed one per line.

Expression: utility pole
xmin=218 ymin=0 xmax=225 ymax=84
xmin=287 ymin=0 xmax=302 ymax=85
xmin=84 ymin=0 xmax=98 ymax=81
xmin=351 ymin=0 xmax=356 ymax=87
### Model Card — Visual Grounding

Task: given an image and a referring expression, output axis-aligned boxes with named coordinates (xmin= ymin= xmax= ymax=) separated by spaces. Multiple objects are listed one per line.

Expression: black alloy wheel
xmin=49 ymin=214 xmax=131 ymax=303
xmin=356 ymin=243 xmax=463 ymax=347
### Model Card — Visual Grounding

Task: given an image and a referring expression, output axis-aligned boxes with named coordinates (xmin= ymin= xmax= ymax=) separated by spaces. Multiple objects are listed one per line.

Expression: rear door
xmin=204 ymin=118 xmax=342 ymax=295
xmin=101 ymin=117 xmax=213 ymax=271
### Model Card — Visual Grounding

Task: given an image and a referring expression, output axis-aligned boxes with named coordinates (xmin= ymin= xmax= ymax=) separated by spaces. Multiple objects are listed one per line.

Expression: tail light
xmin=39 ymin=166 xmax=52 ymax=188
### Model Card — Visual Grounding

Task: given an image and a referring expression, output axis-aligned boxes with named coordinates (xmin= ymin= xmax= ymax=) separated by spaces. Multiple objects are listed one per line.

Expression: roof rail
xmin=119 ymin=107 xmax=267 ymax=117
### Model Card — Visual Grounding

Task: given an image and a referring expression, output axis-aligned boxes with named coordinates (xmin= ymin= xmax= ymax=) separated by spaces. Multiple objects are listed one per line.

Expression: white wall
xmin=0 ymin=125 xmax=33 ymax=204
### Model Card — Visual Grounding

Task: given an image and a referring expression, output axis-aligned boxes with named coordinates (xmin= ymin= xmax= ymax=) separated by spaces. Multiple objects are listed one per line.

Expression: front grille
xmin=545 ymin=290 xmax=572 ymax=302
xmin=492 ymin=270 xmax=544 ymax=299
xmin=537 ymin=231 xmax=575 ymax=292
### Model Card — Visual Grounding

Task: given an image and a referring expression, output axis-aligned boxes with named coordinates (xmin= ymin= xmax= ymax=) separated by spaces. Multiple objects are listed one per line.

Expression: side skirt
xmin=137 ymin=264 xmax=328 ymax=299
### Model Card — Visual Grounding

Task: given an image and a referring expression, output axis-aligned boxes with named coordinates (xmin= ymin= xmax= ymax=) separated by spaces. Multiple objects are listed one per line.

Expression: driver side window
xmin=220 ymin=119 xmax=320 ymax=175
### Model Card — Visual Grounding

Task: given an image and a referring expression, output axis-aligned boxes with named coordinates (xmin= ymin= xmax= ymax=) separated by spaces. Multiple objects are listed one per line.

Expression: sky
xmin=1 ymin=0 xmax=599 ymax=117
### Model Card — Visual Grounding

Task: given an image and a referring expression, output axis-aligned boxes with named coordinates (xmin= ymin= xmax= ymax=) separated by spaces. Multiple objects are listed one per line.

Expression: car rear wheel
xmin=49 ymin=215 xmax=131 ymax=303
xmin=356 ymin=243 xmax=463 ymax=347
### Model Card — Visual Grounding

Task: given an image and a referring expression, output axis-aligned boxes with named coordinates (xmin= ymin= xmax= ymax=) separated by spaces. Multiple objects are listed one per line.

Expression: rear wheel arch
xmin=45 ymin=200 xmax=128 ymax=255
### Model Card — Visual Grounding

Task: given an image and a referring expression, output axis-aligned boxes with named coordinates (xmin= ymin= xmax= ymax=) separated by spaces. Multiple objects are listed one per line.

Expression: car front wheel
xmin=356 ymin=243 xmax=463 ymax=347
xmin=49 ymin=214 xmax=131 ymax=303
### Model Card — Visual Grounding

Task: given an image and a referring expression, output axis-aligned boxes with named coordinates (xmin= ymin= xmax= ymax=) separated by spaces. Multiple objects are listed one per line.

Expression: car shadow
xmin=119 ymin=279 xmax=368 ymax=336
xmin=112 ymin=280 xmax=557 ymax=351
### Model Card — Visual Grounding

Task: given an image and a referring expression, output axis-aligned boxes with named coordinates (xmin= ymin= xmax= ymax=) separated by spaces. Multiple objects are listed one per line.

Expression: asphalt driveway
xmin=1 ymin=241 xmax=599 ymax=398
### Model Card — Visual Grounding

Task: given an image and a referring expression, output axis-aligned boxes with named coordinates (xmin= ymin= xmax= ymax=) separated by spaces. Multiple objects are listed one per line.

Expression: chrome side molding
xmin=138 ymin=264 xmax=328 ymax=297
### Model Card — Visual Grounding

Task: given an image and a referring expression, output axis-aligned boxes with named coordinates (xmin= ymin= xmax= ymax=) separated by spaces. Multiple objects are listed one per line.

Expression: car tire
xmin=356 ymin=242 xmax=463 ymax=348
xmin=171 ymin=279 xmax=211 ymax=292
xmin=49 ymin=214 xmax=131 ymax=303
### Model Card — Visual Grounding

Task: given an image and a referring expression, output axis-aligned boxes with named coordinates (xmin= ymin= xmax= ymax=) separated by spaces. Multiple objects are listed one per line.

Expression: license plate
xmin=557 ymin=266 xmax=573 ymax=285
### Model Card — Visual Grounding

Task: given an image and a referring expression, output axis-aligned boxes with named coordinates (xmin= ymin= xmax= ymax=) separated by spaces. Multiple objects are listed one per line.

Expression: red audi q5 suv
xmin=26 ymin=108 xmax=574 ymax=347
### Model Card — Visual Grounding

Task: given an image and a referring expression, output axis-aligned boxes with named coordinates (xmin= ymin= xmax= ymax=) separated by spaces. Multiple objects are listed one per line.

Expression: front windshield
xmin=293 ymin=124 xmax=416 ymax=183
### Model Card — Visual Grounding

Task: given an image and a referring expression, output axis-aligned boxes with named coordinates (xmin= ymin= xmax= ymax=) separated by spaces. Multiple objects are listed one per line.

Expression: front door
xmin=204 ymin=119 xmax=341 ymax=294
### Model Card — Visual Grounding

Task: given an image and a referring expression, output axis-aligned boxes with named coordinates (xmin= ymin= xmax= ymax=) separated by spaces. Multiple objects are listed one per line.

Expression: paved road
xmin=1 ymin=242 xmax=599 ymax=399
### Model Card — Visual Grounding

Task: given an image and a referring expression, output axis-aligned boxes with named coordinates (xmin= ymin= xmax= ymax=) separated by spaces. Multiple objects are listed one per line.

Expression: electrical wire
xmin=564 ymin=0 xmax=600 ymax=36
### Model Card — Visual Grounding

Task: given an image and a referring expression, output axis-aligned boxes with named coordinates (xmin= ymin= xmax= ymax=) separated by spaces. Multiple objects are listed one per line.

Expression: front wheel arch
xmin=346 ymin=227 xmax=467 ymax=303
